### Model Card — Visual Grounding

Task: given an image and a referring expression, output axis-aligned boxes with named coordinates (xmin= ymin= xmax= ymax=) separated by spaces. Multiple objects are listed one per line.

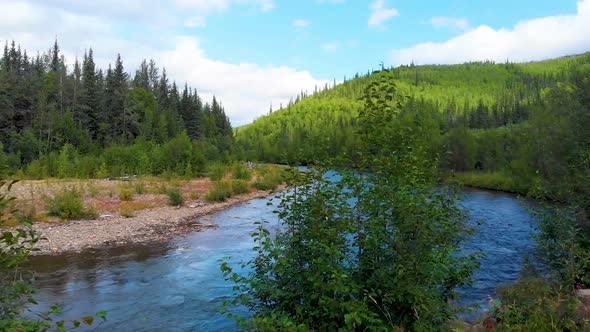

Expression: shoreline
xmin=26 ymin=189 xmax=278 ymax=256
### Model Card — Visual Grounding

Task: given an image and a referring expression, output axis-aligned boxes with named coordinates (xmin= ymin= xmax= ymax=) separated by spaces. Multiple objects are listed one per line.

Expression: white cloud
xmin=391 ymin=0 xmax=590 ymax=65
xmin=184 ymin=16 xmax=207 ymax=28
xmin=321 ymin=42 xmax=340 ymax=52
xmin=430 ymin=17 xmax=469 ymax=30
xmin=175 ymin=0 xmax=275 ymax=13
xmin=368 ymin=0 xmax=399 ymax=29
xmin=292 ymin=19 xmax=311 ymax=28
xmin=161 ymin=37 xmax=330 ymax=125
xmin=320 ymin=40 xmax=359 ymax=52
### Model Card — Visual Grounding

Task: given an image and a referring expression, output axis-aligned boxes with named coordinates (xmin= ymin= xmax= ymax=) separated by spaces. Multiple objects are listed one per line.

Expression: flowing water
xmin=26 ymin=188 xmax=538 ymax=331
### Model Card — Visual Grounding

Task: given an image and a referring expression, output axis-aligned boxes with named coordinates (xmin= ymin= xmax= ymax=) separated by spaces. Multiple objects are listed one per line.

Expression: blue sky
xmin=193 ymin=0 xmax=579 ymax=78
xmin=0 ymin=0 xmax=589 ymax=125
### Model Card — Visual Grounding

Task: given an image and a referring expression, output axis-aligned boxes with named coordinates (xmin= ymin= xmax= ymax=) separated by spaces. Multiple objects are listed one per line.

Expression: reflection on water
xmin=27 ymin=189 xmax=537 ymax=330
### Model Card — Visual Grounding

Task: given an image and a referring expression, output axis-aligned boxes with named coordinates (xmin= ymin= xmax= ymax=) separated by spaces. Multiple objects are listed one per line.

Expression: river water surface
xmin=27 ymin=188 xmax=538 ymax=331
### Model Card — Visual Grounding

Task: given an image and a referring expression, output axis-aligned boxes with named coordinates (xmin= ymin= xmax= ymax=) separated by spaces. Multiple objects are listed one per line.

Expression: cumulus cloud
xmin=430 ymin=17 xmax=469 ymax=30
xmin=391 ymin=0 xmax=590 ymax=65
xmin=321 ymin=42 xmax=340 ymax=52
xmin=0 ymin=0 xmax=325 ymax=126
xmin=292 ymin=19 xmax=311 ymax=28
xmin=175 ymin=0 xmax=274 ymax=13
xmin=184 ymin=16 xmax=207 ymax=28
xmin=368 ymin=0 xmax=399 ymax=29
xmin=161 ymin=37 xmax=330 ymax=125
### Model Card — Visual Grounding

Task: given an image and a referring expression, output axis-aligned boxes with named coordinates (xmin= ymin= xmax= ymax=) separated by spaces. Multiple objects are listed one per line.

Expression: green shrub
xmin=254 ymin=177 xmax=279 ymax=191
xmin=491 ymin=262 xmax=581 ymax=331
xmin=45 ymin=186 xmax=90 ymax=220
xmin=167 ymin=188 xmax=185 ymax=206
xmin=231 ymin=162 xmax=252 ymax=180
xmin=204 ymin=181 xmax=233 ymax=202
xmin=25 ymin=160 xmax=47 ymax=180
xmin=207 ymin=162 xmax=228 ymax=181
xmin=230 ymin=179 xmax=251 ymax=195
xmin=118 ymin=186 xmax=134 ymax=201
xmin=134 ymin=181 xmax=146 ymax=195
xmin=253 ymin=165 xmax=287 ymax=191
xmin=120 ymin=208 xmax=135 ymax=218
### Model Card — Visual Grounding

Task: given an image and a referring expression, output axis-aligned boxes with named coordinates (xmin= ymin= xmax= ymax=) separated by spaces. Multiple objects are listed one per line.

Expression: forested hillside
xmin=236 ymin=53 xmax=590 ymax=202
xmin=0 ymin=40 xmax=233 ymax=178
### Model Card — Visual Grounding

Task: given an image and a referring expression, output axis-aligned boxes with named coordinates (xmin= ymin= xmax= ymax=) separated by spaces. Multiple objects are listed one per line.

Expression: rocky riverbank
xmin=28 ymin=190 xmax=276 ymax=256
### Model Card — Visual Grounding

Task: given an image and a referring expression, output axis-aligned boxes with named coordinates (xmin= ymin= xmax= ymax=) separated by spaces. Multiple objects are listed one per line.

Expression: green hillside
xmin=236 ymin=53 xmax=590 ymax=201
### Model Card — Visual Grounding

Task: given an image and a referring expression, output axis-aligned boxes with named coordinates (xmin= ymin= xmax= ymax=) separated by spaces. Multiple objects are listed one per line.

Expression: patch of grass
xmin=253 ymin=165 xmax=287 ymax=191
xmin=204 ymin=179 xmax=251 ymax=202
xmin=167 ymin=187 xmax=185 ymax=206
xmin=133 ymin=181 xmax=146 ymax=195
xmin=118 ymin=185 xmax=134 ymax=201
xmin=45 ymin=186 xmax=94 ymax=220
xmin=451 ymin=171 xmax=527 ymax=194
xmin=204 ymin=180 xmax=233 ymax=202
xmin=86 ymin=182 xmax=100 ymax=197
xmin=156 ymin=183 xmax=168 ymax=195
xmin=489 ymin=261 xmax=582 ymax=330
xmin=189 ymin=191 xmax=200 ymax=200
xmin=120 ymin=208 xmax=135 ymax=218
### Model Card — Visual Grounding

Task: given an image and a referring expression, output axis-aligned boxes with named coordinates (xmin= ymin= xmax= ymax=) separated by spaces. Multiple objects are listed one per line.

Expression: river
xmin=26 ymin=188 xmax=538 ymax=331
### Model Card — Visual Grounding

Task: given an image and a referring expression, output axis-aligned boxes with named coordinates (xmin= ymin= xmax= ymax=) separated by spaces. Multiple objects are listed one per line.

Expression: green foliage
xmin=203 ymin=179 xmax=251 ymax=202
xmin=133 ymin=181 xmax=146 ymax=195
xmin=222 ymin=76 xmax=478 ymax=330
xmin=0 ymin=39 xmax=234 ymax=180
xmin=452 ymin=171 xmax=524 ymax=194
xmin=120 ymin=208 xmax=135 ymax=218
xmin=203 ymin=181 xmax=232 ymax=202
xmin=236 ymin=53 xmax=590 ymax=207
xmin=118 ymin=185 xmax=134 ymax=201
xmin=231 ymin=162 xmax=252 ymax=181
xmin=230 ymin=179 xmax=250 ymax=195
xmin=490 ymin=262 xmax=582 ymax=331
xmin=253 ymin=165 xmax=286 ymax=191
xmin=45 ymin=186 xmax=93 ymax=220
xmin=86 ymin=182 xmax=99 ymax=197
xmin=207 ymin=162 xmax=228 ymax=181
xmin=166 ymin=187 xmax=185 ymax=206
xmin=0 ymin=180 xmax=41 ymax=323
xmin=537 ymin=207 xmax=590 ymax=288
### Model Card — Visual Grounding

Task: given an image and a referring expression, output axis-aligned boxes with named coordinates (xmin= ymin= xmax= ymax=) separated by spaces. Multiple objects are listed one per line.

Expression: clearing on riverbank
xmin=1 ymin=165 xmax=289 ymax=255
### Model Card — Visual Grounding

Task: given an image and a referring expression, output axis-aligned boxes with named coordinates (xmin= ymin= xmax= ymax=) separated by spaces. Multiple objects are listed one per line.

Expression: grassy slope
xmin=236 ymin=53 xmax=590 ymax=184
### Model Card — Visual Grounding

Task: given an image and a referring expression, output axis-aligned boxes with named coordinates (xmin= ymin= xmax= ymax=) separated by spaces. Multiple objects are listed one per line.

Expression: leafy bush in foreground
xmin=221 ymin=73 xmax=479 ymax=331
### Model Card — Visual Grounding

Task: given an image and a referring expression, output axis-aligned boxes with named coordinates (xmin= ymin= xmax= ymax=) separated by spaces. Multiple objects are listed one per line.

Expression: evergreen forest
xmin=0 ymin=40 xmax=233 ymax=179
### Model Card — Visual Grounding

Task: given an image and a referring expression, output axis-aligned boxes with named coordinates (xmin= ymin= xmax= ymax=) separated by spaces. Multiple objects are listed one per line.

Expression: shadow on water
xmin=25 ymin=189 xmax=538 ymax=330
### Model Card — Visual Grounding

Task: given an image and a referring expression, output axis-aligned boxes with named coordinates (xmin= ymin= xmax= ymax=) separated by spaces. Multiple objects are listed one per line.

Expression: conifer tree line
xmin=236 ymin=53 xmax=590 ymax=202
xmin=0 ymin=39 xmax=233 ymax=178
